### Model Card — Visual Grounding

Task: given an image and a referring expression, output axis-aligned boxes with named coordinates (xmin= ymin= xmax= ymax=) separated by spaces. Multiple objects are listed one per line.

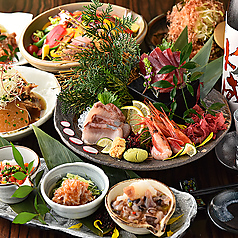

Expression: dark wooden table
xmin=0 ymin=0 xmax=237 ymax=238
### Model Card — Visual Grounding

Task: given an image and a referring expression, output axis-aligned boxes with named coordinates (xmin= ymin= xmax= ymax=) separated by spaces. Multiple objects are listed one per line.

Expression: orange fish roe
xmin=52 ymin=179 xmax=95 ymax=206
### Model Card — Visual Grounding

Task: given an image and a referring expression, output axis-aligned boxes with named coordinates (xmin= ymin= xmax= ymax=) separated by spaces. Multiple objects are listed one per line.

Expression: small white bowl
xmin=105 ymin=178 xmax=176 ymax=237
xmin=0 ymin=65 xmax=60 ymax=141
xmin=40 ymin=162 xmax=109 ymax=219
xmin=0 ymin=145 xmax=40 ymax=204
xmin=19 ymin=2 xmax=147 ymax=73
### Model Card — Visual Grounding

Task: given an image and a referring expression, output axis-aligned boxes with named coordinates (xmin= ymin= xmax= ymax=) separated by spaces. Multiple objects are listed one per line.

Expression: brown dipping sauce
xmin=0 ymin=92 xmax=46 ymax=133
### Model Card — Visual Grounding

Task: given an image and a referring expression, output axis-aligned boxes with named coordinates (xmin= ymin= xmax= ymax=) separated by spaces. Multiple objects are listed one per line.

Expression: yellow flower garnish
xmin=68 ymin=223 xmax=82 ymax=229
xmin=167 ymin=230 xmax=174 ymax=236
xmin=167 ymin=214 xmax=184 ymax=225
xmin=111 ymin=227 xmax=119 ymax=238
xmin=196 ymin=132 xmax=213 ymax=148
xmin=94 ymin=220 xmax=103 ymax=233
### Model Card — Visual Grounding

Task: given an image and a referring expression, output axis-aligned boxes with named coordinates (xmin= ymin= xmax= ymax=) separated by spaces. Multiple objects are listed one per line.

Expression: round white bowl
xmin=40 ymin=162 xmax=109 ymax=219
xmin=105 ymin=178 xmax=176 ymax=236
xmin=0 ymin=65 xmax=60 ymax=141
xmin=0 ymin=145 xmax=40 ymax=204
xmin=19 ymin=2 xmax=147 ymax=73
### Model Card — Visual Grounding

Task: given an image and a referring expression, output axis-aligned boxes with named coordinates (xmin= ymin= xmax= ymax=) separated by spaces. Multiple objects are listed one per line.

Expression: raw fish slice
xmin=89 ymin=114 xmax=131 ymax=138
xmin=150 ymin=48 xmax=171 ymax=67
xmin=83 ymin=102 xmax=126 ymax=126
xmin=90 ymin=114 xmax=123 ymax=127
xmin=163 ymin=48 xmax=178 ymax=67
xmin=82 ymin=122 xmax=124 ymax=144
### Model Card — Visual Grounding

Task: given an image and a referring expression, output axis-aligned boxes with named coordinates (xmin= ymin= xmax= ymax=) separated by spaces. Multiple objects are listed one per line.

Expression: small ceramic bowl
xmin=40 ymin=162 xmax=109 ymax=219
xmin=0 ymin=65 xmax=60 ymax=141
xmin=19 ymin=2 xmax=147 ymax=73
xmin=0 ymin=145 xmax=40 ymax=204
xmin=105 ymin=178 xmax=176 ymax=237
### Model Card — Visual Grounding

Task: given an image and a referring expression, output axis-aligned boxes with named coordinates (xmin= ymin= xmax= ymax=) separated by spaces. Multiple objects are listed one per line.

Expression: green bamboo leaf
xmin=181 ymin=61 xmax=198 ymax=69
xmin=12 ymin=212 xmax=37 ymax=224
xmin=11 ymin=143 xmax=26 ymax=172
xmin=32 ymin=125 xmax=82 ymax=170
xmin=199 ymin=56 xmax=223 ymax=99
xmin=152 ymin=80 xmax=173 ymax=88
xmin=10 ymin=190 xmax=38 ymax=214
xmin=191 ymin=35 xmax=213 ymax=69
xmin=172 ymin=26 xmax=188 ymax=52
xmin=0 ymin=136 xmax=10 ymax=147
xmin=125 ymin=170 xmax=141 ymax=179
xmin=34 ymin=170 xmax=44 ymax=187
xmin=158 ymin=65 xmax=176 ymax=74
xmin=12 ymin=172 xmax=27 ymax=181
xmin=12 ymin=185 xmax=33 ymax=198
xmin=190 ymin=71 xmax=203 ymax=82
xmin=180 ymin=42 xmax=192 ymax=64
xmin=208 ymin=102 xmax=225 ymax=111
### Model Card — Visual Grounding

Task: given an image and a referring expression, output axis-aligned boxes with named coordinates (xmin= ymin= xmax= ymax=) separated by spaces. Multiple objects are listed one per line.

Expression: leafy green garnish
xmin=98 ymin=88 xmax=121 ymax=108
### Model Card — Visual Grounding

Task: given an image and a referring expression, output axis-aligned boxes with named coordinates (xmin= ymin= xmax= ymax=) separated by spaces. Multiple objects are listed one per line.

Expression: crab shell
xmin=105 ymin=178 xmax=176 ymax=236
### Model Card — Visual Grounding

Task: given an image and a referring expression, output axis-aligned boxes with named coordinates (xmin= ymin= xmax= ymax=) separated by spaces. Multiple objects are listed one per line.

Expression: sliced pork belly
xmin=82 ymin=122 xmax=124 ymax=144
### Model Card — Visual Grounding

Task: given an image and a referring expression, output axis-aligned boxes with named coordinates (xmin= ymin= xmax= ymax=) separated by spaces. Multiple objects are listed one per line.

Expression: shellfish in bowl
xmin=105 ymin=178 xmax=176 ymax=236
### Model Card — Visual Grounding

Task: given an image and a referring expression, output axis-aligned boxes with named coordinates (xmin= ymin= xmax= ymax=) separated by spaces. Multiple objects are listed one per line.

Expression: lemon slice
xmin=96 ymin=137 xmax=113 ymax=154
xmin=180 ymin=143 xmax=197 ymax=157
xmin=42 ymin=44 xmax=50 ymax=60
xmin=132 ymin=100 xmax=150 ymax=117
xmin=121 ymin=105 xmax=144 ymax=134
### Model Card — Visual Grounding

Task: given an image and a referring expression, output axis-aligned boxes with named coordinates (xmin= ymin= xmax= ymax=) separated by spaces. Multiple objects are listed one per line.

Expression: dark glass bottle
xmin=227 ymin=0 xmax=238 ymax=28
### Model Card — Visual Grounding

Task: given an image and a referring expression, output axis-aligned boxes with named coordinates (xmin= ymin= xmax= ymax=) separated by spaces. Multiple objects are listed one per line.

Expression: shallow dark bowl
xmin=208 ymin=188 xmax=238 ymax=234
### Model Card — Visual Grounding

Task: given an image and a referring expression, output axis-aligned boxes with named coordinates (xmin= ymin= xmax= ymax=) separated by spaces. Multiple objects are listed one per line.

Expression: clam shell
xmin=105 ymin=178 xmax=176 ymax=236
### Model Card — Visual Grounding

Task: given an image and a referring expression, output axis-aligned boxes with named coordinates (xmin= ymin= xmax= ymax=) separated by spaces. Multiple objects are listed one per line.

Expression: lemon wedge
xmin=121 ymin=105 xmax=144 ymax=134
xmin=180 ymin=143 xmax=197 ymax=157
xmin=132 ymin=100 xmax=150 ymax=117
xmin=96 ymin=137 xmax=113 ymax=154
xmin=42 ymin=44 xmax=50 ymax=60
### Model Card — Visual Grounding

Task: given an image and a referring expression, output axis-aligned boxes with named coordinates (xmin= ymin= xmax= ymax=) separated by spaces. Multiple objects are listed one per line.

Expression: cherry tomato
xmin=27 ymin=45 xmax=39 ymax=55
xmin=31 ymin=33 xmax=39 ymax=43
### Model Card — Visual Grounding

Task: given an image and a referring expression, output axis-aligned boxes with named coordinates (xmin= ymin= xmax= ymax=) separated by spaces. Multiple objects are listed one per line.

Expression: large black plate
xmin=54 ymin=89 xmax=231 ymax=171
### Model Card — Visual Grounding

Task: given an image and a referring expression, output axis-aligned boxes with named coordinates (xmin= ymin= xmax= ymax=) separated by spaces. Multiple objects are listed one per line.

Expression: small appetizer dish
xmin=19 ymin=1 xmax=147 ymax=72
xmin=0 ymin=65 xmax=60 ymax=141
xmin=40 ymin=162 xmax=109 ymax=219
xmin=0 ymin=145 xmax=40 ymax=204
xmin=105 ymin=178 xmax=176 ymax=237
